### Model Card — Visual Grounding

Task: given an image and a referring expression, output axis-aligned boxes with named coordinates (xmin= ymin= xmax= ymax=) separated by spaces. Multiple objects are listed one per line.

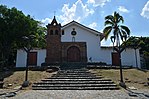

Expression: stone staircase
xmin=60 ymin=62 xmax=87 ymax=70
xmin=32 ymin=69 xmax=119 ymax=90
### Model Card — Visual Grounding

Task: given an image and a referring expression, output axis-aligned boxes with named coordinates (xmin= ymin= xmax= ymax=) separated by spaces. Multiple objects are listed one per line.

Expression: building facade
xmin=45 ymin=16 xmax=87 ymax=64
xmin=16 ymin=16 xmax=141 ymax=68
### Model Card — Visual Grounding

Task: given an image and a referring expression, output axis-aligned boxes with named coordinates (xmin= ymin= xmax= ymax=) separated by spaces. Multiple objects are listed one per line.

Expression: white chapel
xmin=16 ymin=16 xmax=140 ymax=68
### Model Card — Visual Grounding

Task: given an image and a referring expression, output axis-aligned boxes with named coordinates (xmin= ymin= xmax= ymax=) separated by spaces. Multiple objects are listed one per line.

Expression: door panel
xmin=28 ymin=52 xmax=37 ymax=66
xmin=112 ymin=52 xmax=120 ymax=66
xmin=67 ymin=46 xmax=81 ymax=62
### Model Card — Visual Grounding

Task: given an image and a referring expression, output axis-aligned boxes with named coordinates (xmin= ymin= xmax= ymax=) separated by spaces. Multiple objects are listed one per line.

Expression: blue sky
xmin=1 ymin=0 xmax=149 ymax=45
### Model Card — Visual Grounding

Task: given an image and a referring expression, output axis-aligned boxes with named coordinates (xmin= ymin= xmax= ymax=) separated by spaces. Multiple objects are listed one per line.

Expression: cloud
xmin=41 ymin=18 xmax=52 ymax=27
xmin=87 ymin=0 xmax=111 ymax=7
xmin=88 ymin=22 xmax=97 ymax=29
xmin=101 ymin=40 xmax=112 ymax=46
xmin=59 ymin=0 xmax=94 ymax=25
xmin=141 ymin=1 xmax=149 ymax=19
xmin=118 ymin=6 xmax=129 ymax=13
xmin=40 ymin=0 xmax=95 ymax=26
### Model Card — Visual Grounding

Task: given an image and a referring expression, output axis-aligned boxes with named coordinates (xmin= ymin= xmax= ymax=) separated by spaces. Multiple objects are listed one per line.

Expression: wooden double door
xmin=28 ymin=52 xmax=37 ymax=66
xmin=112 ymin=52 xmax=120 ymax=66
xmin=67 ymin=46 xmax=81 ymax=62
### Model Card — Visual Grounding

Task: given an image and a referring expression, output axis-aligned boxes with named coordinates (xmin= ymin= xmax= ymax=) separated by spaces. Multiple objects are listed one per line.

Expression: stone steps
xmin=50 ymin=76 xmax=98 ymax=78
xmin=57 ymin=73 xmax=96 ymax=75
xmin=47 ymin=77 xmax=103 ymax=79
xmin=59 ymin=69 xmax=89 ymax=71
xmin=60 ymin=62 xmax=87 ymax=70
xmin=55 ymin=72 xmax=96 ymax=75
xmin=32 ymin=86 xmax=119 ymax=90
xmin=51 ymin=72 xmax=101 ymax=78
xmin=58 ymin=71 xmax=91 ymax=73
xmin=32 ymin=69 xmax=119 ymax=90
xmin=32 ymin=84 xmax=117 ymax=87
xmin=51 ymin=75 xmax=100 ymax=77
xmin=41 ymin=78 xmax=112 ymax=81
xmin=34 ymin=81 xmax=114 ymax=84
xmin=52 ymin=74 xmax=96 ymax=77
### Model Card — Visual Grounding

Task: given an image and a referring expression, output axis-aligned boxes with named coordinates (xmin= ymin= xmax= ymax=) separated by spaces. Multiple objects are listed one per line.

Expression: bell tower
xmin=45 ymin=16 xmax=61 ymax=64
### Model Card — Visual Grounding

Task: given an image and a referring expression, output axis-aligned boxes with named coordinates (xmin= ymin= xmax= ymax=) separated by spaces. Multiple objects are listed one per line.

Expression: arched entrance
xmin=67 ymin=46 xmax=81 ymax=62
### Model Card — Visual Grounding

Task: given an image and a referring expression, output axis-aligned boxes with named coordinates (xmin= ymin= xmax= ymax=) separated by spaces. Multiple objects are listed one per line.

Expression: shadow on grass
xmin=0 ymin=70 xmax=14 ymax=80
xmin=137 ymin=68 xmax=149 ymax=72
xmin=0 ymin=66 xmax=46 ymax=80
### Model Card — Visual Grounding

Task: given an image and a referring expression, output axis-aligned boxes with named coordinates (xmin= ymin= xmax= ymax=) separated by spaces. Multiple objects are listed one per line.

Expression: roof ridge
xmin=62 ymin=20 xmax=102 ymax=34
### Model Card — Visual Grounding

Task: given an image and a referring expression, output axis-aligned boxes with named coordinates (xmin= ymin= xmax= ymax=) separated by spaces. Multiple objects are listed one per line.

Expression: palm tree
xmin=103 ymin=12 xmax=130 ymax=88
xmin=103 ymin=11 xmax=130 ymax=46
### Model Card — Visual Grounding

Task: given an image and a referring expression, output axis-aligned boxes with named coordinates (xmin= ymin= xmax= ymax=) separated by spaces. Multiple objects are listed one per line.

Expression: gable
xmin=62 ymin=21 xmax=104 ymax=41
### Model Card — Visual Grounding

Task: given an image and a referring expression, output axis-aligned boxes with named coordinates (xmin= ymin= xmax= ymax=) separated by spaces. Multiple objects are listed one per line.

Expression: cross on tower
xmin=54 ymin=11 xmax=56 ymax=16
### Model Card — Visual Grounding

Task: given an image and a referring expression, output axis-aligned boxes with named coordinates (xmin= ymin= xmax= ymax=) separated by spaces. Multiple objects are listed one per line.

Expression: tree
xmin=103 ymin=11 xmax=130 ymax=88
xmin=103 ymin=11 xmax=130 ymax=46
xmin=36 ymin=26 xmax=46 ymax=49
xmin=0 ymin=5 xmax=46 ymax=69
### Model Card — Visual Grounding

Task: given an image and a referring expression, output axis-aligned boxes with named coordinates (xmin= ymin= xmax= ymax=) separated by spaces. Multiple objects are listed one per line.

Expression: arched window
xmin=50 ymin=30 xmax=53 ymax=35
xmin=55 ymin=30 xmax=58 ymax=35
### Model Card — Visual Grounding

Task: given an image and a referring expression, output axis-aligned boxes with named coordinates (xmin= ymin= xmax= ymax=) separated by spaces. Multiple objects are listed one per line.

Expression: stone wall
xmin=61 ymin=42 xmax=87 ymax=62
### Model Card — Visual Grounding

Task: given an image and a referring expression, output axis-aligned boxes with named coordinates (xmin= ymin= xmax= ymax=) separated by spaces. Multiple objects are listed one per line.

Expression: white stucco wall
xmin=61 ymin=24 xmax=101 ymax=62
xmin=100 ymin=48 xmax=141 ymax=68
xmin=16 ymin=47 xmax=140 ymax=68
xmin=16 ymin=49 xmax=46 ymax=67
xmin=61 ymin=24 xmax=141 ymax=67
xmin=16 ymin=22 xmax=141 ymax=68
xmin=16 ymin=50 xmax=27 ymax=67
xmin=121 ymin=48 xmax=140 ymax=68
xmin=37 ymin=49 xmax=46 ymax=66
xmin=100 ymin=48 xmax=112 ymax=64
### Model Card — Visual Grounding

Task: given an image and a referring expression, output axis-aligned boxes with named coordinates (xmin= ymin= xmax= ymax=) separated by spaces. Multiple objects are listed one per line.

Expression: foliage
xmin=126 ymin=36 xmax=149 ymax=53
xmin=126 ymin=36 xmax=149 ymax=69
xmin=36 ymin=26 xmax=46 ymax=49
xmin=125 ymin=36 xmax=144 ymax=50
xmin=143 ymin=51 xmax=149 ymax=69
xmin=0 ymin=5 xmax=46 ymax=69
xmin=103 ymin=11 xmax=130 ymax=46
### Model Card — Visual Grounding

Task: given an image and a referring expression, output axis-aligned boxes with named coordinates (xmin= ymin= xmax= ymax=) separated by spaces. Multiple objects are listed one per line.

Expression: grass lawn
xmin=91 ymin=69 xmax=149 ymax=89
xmin=0 ymin=70 xmax=56 ymax=90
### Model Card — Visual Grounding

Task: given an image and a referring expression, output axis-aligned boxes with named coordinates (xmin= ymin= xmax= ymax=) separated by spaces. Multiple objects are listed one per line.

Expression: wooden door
xmin=67 ymin=46 xmax=81 ymax=62
xmin=112 ymin=52 xmax=120 ymax=66
xmin=28 ymin=52 xmax=37 ymax=66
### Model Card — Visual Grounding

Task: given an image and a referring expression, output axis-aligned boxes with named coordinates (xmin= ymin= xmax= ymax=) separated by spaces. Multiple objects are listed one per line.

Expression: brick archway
xmin=67 ymin=46 xmax=81 ymax=62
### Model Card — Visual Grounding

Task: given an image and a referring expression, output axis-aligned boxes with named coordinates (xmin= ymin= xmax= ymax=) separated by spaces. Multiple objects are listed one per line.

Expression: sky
xmin=1 ymin=0 xmax=149 ymax=45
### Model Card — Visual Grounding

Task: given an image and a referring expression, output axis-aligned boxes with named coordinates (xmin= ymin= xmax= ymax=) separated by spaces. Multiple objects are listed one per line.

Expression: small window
xmin=53 ymin=23 xmax=56 ymax=26
xmin=62 ymin=30 xmax=64 ymax=35
xmin=50 ymin=30 xmax=53 ymax=35
xmin=55 ymin=30 xmax=58 ymax=35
